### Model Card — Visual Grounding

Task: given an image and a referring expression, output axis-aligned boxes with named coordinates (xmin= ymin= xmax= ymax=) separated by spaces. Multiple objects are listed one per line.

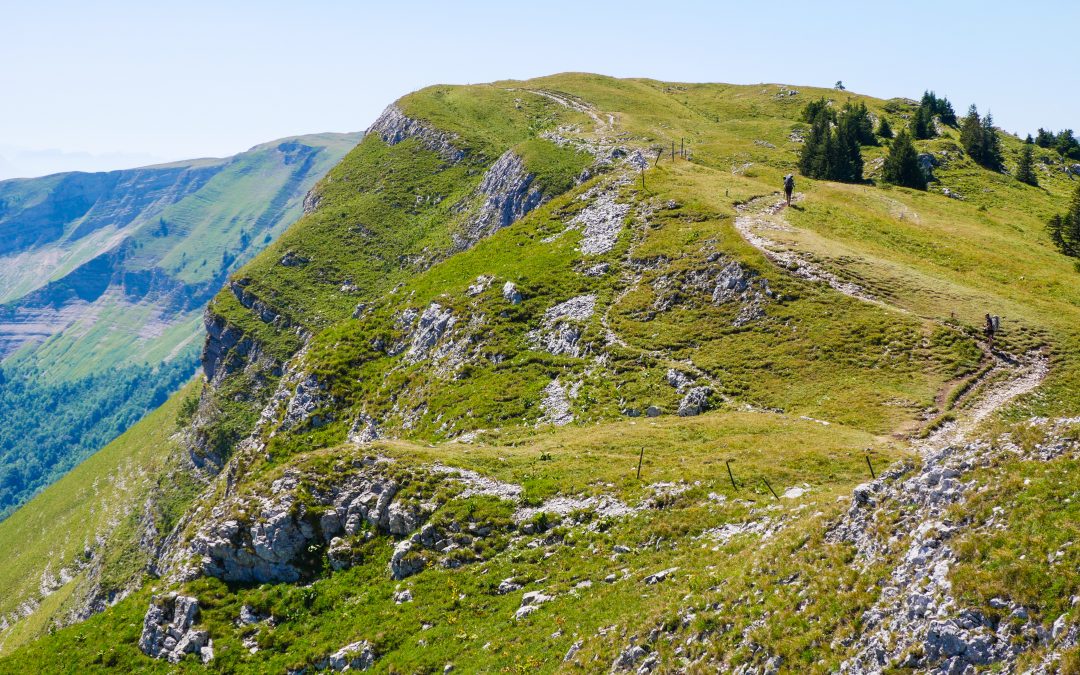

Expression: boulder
xmin=677 ymin=387 xmax=711 ymax=416
xmin=139 ymin=594 xmax=213 ymax=664
xmin=326 ymin=640 xmax=377 ymax=671
xmin=918 ymin=153 xmax=938 ymax=179
xmin=389 ymin=540 xmax=427 ymax=579
xmin=502 ymin=281 xmax=522 ymax=304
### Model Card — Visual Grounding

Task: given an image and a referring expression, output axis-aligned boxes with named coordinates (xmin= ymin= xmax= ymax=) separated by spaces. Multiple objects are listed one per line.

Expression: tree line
xmin=795 ymin=88 xmax=1080 ymax=270
xmin=798 ymin=90 xmax=1015 ymax=190
xmin=1032 ymin=128 xmax=1080 ymax=161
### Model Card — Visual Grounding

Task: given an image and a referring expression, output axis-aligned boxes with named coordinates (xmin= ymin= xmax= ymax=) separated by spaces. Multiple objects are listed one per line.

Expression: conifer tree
xmin=1016 ymin=144 xmax=1038 ymax=186
xmin=1057 ymin=129 xmax=1080 ymax=160
xmin=802 ymin=98 xmax=834 ymax=125
xmin=937 ymin=98 xmax=957 ymax=126
xmin=1035 ymin=128 xmax=1057 ymax=148
xmin=877 ymin=116 xmax=894 ymax=139
xmin=960 ymin=105 xmax=982 ymax=156
xmin=910 ymin=104 xmax=935 ymax=140
xmin=1068 ymin=183 xmax=1080 ymax=252
xmin=1047 ymin=183 xmax=1080 ymax=258
xmin=1048 ymin=214 xmax=1068 ymax=254
xmin=980 ymin=113 xmax=1004 ymax=170
xmin=842 ymin=102 xmax=877 ymax=146
xmin=920 ymin=91 xmax=957 ymax=126
xmin=799 ymin=115 xmax=830 ymax=177
xmin=798 ymin=99 xmax=867 ymax=183
xmin=960 ymin=105 xmax=1003 ymax=170
xmin=882 ymin=130 xmax=927 ymax=189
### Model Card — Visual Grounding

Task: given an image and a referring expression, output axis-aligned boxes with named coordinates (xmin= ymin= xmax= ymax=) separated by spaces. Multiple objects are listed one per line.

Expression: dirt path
xmin=733 ymin=194 xmax=885 ymax=307
xmin=921 ymin=350 xmax=1049 ymax=451
xmin=524 ymin=89 xmax=612 ymax=134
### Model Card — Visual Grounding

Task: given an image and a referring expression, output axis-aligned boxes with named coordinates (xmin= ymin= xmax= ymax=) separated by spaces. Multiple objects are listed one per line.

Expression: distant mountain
xmin=0 ymin=131 xmax=360 ymax=517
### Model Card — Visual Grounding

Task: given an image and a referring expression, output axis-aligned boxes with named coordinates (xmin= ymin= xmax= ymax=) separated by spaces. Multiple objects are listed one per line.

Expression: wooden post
xmin=640 ymin=166 xmax=646 ymax=192
xmin=726 ymin=459 xmax=736 ymax=490
xmin=762 ymin=477 xmax=779 ymax=500
xmin=681 ymin=138 xmax=685 ymax=159
xmin=654 ymin=148 xmax=662 ymax=167
xmin=637 ymin=446 xmax=645 ymax=480
xmin=671 ymin=140 xmax=675 ymax=162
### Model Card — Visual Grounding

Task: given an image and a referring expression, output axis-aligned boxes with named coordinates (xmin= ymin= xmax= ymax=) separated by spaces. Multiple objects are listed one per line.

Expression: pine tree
xmin=920 ymin=91 xmax=957 ymax=126
xmin=1024 ymin=134 xmax=1035 ymax=145
xmin=937 ymin=98 xmax=957 ymax=126
xmin=980 ymin=113 xmax=1004 ymax=170
xmin=959 ymin=104 xmax=1002 ymax=170
xmin=911 ymin=104 xmax=935 ymax=140
xmin=835 ymin=112 xmax=863 ymax=179
xmin=960 ymin=105 xmax=982 ymax=156
xmin=1047 ymin=183 xmax=1080 ymax=258
xmin=798 ymin=99 xmax=868 ymax=183
xmin=1048 ymin=214 xmax=1068 ymax=254
xmin=802 ymin=98 xmax=834 ymax=125
xmin=1016 ymin=144 xmax=1038 ymax=186
xmin=838 ymin=101 xmax=872 ymax=144
xmin=882 ymin=130 xmax=927 ymax=189
xmin=1035 ymin=128 xmax=1057 ymax=148
xmin=877 ymin=116 xmax=894 ymax=139
xmin=1056 ymin=129 xmax=1080 ymax=160
xmin=799 ymin=115 xmax=830 ymax=177
xmin=1067 ymin=183 xmax=1080 ymax=253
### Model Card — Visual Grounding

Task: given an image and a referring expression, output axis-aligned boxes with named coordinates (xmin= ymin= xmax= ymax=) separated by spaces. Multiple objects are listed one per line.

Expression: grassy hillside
xmin=1 ymin=74 xmax=1078 ymax=672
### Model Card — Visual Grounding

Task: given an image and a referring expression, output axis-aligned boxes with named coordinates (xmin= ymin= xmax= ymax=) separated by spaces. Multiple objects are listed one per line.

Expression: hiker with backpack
xmin=984 ymin=313 xmax=1000 ymax=350
xmin=783 ymin=174 xmax=795 ymax=206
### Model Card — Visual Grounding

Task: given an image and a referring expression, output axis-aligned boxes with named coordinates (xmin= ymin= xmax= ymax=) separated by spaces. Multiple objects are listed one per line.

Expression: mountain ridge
xmin=0 ymin=73 xmax=1077 ymax=672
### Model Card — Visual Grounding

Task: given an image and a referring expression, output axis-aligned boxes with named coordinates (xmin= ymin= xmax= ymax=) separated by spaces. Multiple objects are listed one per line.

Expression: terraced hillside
xmin=1 ymin=74 xmax=1077 ymax=673
xmin=0 ymin=133 xmax=360 ymax=517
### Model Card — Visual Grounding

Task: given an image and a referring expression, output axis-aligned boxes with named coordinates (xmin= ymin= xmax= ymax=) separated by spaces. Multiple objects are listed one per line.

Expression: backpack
xmin=784 ymin=175 xmax=794 ymax=190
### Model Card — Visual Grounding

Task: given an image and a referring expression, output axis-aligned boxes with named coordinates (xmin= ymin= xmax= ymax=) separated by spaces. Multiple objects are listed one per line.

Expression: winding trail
xmin=734 ymin=194 xmax=884 ymax=307
xmin=733 ymin=189 xmax=1065 ymax=672
xmin=524 ymin=89 xmax=613 ymax=134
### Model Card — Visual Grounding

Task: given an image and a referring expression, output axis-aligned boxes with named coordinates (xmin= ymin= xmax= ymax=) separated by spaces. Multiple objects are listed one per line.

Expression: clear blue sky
xmin=2 ymin=0 xmax=1077 ymax=178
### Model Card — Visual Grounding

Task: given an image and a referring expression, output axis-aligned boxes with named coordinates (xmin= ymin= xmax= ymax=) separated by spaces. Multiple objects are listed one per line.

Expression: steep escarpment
xmin=2 ymin=74 xmax=1080 ymax=673
xmin=192 ymin=91 xmax=596 ymax=468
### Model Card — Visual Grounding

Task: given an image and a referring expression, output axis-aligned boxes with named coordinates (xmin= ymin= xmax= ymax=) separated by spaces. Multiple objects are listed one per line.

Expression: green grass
xmin=950 ymin=421 xmax=1080 ymax=618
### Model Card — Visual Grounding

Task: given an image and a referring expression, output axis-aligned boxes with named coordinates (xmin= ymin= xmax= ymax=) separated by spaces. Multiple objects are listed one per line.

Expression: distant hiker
xmin=984 ymin=313 xmax=996 ymax=349
xmin=783 ymin=174 xmax=795 ymax=206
